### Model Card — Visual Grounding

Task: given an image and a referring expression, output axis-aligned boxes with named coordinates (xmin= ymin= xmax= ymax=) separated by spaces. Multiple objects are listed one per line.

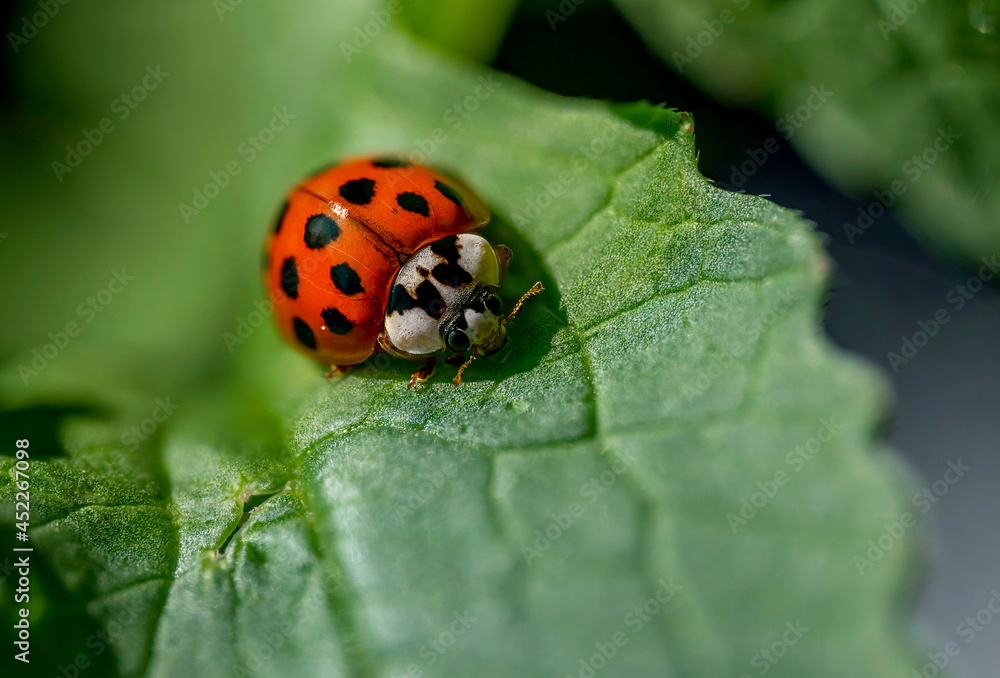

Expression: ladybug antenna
xmin=502 ymin=282 xmax=544 ymax=325
xmin=453 ymin=349 xmax=478 ymax=385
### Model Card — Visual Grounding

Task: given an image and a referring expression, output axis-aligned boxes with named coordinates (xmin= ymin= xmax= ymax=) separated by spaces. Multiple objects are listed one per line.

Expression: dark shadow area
xmin=0 ymin=404 xmax=108 ymax=458
xmin=0 ymin=526 xmax=119 ymax=678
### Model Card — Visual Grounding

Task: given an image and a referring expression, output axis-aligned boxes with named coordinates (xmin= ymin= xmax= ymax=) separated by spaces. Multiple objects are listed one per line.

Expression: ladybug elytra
xmin=263 ymin=157 xmax=541 ymax=386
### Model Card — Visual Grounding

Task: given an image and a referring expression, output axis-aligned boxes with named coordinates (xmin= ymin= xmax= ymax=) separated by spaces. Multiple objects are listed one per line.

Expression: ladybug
xmin=263 ymin=157 xmax=542 ymax=387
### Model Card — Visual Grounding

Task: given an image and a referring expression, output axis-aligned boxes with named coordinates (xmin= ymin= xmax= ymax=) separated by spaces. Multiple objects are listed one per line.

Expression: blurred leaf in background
xmin=1 ymin=1 xmax=928 ymax=677
xmin=612 ymin=0 xmax=1000 ymax=263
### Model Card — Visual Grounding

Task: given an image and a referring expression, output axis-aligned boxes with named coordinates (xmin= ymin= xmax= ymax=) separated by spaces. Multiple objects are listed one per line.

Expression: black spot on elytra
xmin=397 ymin=191 xmax=430 ymax=217
xmin=429 ymin=235 xmax=472 ymax=288
xmin=293 ymin=317 xmax=316 ymax=349
xmin=329 ymin=263 xmax=364 ymax=295
xmin=416 ymin=266 xmax=430 ymax=277
xmin=304 ymin=214 xmax=340 ymax=249
xmin=434 ymin=180 xmax=463 ymax=207
xmin=321 ymin=307 xmax=354 ymax=334
xmin=280 ymin=257 xmax=299 ymax=299
xmin=372 ymin=158 xmax=410 ymax=168
xmin=273 ymin=199 xmax=290 ymax=234
xmin=339 ymin=178 xmax=376 ymax=205
xmin=387 ymin=280 xmax=445 ymax=320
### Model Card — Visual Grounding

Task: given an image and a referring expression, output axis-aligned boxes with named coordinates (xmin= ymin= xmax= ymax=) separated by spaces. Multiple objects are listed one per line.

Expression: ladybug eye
xmin=485 ymin=293 xmax=503 ymax=316
xmin=447 ymin=328 xmax=471 ymax=352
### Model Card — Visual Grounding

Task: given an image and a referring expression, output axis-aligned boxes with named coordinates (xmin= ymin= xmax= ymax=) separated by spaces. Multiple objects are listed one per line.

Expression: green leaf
xmin=399 ymin=0 xmax=521 ymax=63
xmin=1 ymin=2 xmax=925 ymax=677
xmin=612 ymin=0 xmax=1000 ymax=263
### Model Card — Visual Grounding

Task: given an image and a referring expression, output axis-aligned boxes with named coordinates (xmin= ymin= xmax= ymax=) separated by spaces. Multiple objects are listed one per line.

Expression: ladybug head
xmin=443 ymin=287 xmax=507 ymax=357
xmin=444 ymin=281 xmax=544 ymax=358
xmin=445 ymin=281 xmax=543 ymax=385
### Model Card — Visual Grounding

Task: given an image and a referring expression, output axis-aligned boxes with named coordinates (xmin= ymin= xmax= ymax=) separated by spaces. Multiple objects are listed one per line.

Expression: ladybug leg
xmin=324 ymin=365 xmax=351 ymax=380
xmin=378 ymin=332 xmax=437 ymax=388
xmin=407 ymin=357 xmax=437 ymax=389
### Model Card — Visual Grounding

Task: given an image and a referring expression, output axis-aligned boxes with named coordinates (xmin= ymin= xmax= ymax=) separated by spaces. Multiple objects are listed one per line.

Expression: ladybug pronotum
xmin=263 ymin=157 xmax=542 ymax=386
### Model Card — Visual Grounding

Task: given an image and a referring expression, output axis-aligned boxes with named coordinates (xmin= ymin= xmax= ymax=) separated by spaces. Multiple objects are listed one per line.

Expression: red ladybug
xmin=263 ymin=157 xmax=541 ymax=386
